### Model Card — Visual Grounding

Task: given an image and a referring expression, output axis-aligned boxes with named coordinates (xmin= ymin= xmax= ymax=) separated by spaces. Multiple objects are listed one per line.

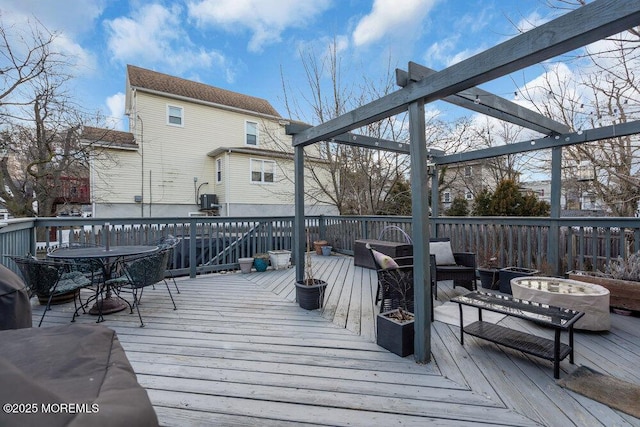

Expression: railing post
xmin=318 ymin=215 xmax=326 ymax=241
xmin=361 ymin=218 xmax=368 ymax=240
xmin=189 ymin=218 xmax=197 ymax=278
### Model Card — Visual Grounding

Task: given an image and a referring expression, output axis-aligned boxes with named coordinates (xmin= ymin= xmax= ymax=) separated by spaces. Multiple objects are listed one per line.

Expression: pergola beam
xmin=286 ymin=123 xmax=444 ymax=156
xmin=293 ymin=0 xmax=640 ymax=147
xmin=397 ymin=62 xmax=571 ymax=135
xmin=434 ymin=120 xmax=640 ymax=165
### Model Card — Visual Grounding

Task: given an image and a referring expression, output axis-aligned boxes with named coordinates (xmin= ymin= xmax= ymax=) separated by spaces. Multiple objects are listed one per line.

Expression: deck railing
xmin=1 ymin=215 xmax=639 ymax=278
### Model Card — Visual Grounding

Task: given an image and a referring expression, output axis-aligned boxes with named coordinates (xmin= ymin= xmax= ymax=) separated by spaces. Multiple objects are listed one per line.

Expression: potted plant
xmin=376 ymin=267 xmax=415 ymax=357
xmin=476 ymin=250 xmax=501 ymax=290
xmin=567 ymin=251 xmax=640 ymax=312
xmin=253 ymin=253 xmax=270 ymax=272
xmin=295 ymin=229 xmax=327 ymax=310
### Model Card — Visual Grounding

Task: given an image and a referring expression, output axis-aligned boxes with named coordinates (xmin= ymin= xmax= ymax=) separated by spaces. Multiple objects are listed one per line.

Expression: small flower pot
xmin=321 ymin=245 xmax=332 ymax=256
xmin=238 ymin=257 xmax=254 ymax=274
xmin=313 ymin=240 xmax=328 ymax=255
xmin=253 ymin=257 xmax=269 ymax=272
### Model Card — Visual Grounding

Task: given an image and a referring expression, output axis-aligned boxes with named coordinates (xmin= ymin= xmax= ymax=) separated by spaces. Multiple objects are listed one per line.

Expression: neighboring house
xmin=440 ymin=160 xmax=501 ymax=210
xmin=520 ymin=179 xmax=609 ymax=216
xmin=84 ymin=65 xmax=336 ymax=218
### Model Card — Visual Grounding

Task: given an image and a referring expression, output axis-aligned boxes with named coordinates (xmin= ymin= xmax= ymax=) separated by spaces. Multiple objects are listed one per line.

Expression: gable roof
xmin=81 ymin=126 xmax=137 ymax=149
xmin=127 ymin=65 xmax=281 ymax=117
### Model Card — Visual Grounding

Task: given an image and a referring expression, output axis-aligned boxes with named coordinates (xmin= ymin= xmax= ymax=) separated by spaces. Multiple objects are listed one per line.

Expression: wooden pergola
xmin=288 ymin=0 xmax=640 ymax=363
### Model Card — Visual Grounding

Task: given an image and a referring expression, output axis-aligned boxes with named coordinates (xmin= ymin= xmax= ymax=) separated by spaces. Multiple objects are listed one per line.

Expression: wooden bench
xmin=451 ymin=291 xmax=584 ymax=379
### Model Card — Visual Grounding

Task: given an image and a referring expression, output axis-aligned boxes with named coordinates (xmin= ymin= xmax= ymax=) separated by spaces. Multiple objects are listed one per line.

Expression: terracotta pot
xmin=313 ymin=240 xmax=328 ymax=255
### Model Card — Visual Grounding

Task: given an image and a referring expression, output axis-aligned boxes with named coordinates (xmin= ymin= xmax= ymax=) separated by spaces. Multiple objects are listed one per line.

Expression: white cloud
xmin=424 ymin=35 xmax=485 ymax=68
xmin=0 ymin=0 xmax=106 ymax=36
xmin=352 ymin=0 xmax=437 ymax=47
xmin=514 ymin=11 xmax=550 ymax=34
xmin=0 ymin=2 xmax=99 ymax=77
xmin=105 ymin=92 xmax=126 ymax=130
xmin=187 ymin=0 xmax=332 ymax=52
xmin=104 ymin=3 xmax=234 ymax=81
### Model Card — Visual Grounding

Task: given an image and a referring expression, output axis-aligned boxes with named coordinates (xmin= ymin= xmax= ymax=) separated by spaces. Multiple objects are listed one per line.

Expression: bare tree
xmin=515 ymin=2 xmax=640 ymax=216
xmin=0 ymin=17 xmax=103 ymax=218
xmin=279 ymin=38 xmax=412 ymax=215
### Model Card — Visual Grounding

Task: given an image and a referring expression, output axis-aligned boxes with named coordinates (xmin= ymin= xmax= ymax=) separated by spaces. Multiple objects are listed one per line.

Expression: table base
xmin=89 ymin=296 xmax=128 ymax=315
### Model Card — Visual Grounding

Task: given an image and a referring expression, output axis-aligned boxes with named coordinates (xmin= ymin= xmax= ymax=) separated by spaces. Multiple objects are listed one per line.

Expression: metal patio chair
xmin=106 ymin=249 xmax=177 ymax=327
xmin=153 ymin=235 xmax=181 ymax=294
xmin=10 ymin=255 xmax=93 ymax=327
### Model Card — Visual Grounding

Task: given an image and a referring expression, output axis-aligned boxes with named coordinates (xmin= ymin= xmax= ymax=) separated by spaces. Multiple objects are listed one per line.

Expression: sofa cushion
xmin=430 ymin=241 xmax=456 ymax=265
xmin=371 ymin=249 xmax=399 ymax=270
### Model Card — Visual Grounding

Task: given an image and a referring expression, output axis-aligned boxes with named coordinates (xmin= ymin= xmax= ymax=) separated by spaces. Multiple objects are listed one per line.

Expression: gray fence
xmin=1 ymin=215 xmax=639 ymax=277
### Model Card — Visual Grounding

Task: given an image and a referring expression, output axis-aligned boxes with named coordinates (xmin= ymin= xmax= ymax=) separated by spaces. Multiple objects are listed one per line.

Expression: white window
xmin=464 ymin=166 xmax=472 ymax=177
xmin=246 ymin=121 xmax=258 ymax=145
xmin=250 ymin=159 xmax=275 ymax=183
xmin=167 ymin=105 xmax=183 ymax=126
xmin=465 ymin=191 xmax=473 ymax=200
xmin=216 ymin=159 xmax=222 ymax=183
xmin=443 ymin=191 xmax=451 ymax=203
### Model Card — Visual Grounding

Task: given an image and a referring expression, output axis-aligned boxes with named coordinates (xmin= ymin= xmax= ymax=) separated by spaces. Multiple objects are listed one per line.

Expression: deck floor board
xmin=31 ymin=254 xmax=640 ymax=426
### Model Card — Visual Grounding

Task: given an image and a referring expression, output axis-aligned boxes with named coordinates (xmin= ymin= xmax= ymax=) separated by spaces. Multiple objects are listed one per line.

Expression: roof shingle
xmin=127 ymin=65 xmax=281 ymax=117
xmin=81 ymin=126 xmax=136 ymax=146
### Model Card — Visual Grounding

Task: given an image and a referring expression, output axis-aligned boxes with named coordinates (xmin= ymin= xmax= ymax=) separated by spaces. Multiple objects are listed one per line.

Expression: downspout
xmin=138 ymin=113 xmax=144 ymax=218
xmin=225 ymin=150 xmax=231 ymax=216
xmin=90 ymin=156 xmax=96 ymax=217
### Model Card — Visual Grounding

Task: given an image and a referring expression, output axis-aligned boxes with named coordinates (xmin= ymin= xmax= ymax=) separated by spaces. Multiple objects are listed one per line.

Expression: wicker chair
xmin=429 ymin=238 xmax=477 ymax=291
xmin=106 ymin=249 xmax=176 ymax=327
xmin=10 ymin=256 xmax=93 ymax=327
xmin=367 ymin=244 xmax=434 ymax=321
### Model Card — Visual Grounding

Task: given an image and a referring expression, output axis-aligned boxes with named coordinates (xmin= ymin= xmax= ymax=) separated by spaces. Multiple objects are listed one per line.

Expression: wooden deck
xmin=33 ymin=254 xmax=640 ymax=426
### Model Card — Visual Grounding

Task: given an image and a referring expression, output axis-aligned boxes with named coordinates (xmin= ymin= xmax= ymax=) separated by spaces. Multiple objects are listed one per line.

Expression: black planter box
xmin=477 ymin=268 xmax=500 ymax=290
xmin=354 ymin=239 xmax=413 ymax=269
xmin=376 ymin=309 xmax=414 ymax=357
xmin=499 ymin=267 xmax=539 ymax=294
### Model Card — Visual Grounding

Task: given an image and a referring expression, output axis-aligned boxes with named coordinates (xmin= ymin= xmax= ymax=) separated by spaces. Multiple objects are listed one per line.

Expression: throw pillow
xmin=430 ymin=241 xmax=456 ymax=265
xmin=371 ymin=248 xmax=399 ymax=270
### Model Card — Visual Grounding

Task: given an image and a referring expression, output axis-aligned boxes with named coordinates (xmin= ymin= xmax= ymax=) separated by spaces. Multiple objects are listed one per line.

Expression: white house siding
xmin=91 ymin=84 xmax=336 ymax=218
xmin=213 ymin=152 xmax=338 ymax=217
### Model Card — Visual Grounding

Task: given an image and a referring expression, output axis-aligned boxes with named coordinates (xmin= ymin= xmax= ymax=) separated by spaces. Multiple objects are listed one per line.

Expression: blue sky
xmin=1 ymin=0 xmax=565 ymax=131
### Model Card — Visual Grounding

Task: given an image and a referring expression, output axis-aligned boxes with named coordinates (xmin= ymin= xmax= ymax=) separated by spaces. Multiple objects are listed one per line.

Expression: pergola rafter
xmin=435 ymin=120 xmax=640 ymax=165
xmin=397 ymin=62 xmax=571 ymax=136
xmin=289 ymin=0 xmax=640 ymax=363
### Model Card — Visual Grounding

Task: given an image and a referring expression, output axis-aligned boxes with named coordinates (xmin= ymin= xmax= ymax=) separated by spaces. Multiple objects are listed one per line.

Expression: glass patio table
xmin=48 ymin=245 xmax=158 ymax=316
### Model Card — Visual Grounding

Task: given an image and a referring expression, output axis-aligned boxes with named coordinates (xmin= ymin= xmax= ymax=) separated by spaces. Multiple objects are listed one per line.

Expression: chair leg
xmin=38 ymin=292 xmax=56 ymax=327
xmin=164 ymin=279 xmax=177 ymax=310
xmin=133 ymin=290 xmax=145 ymax=327
xmin=168 ymin=272 xmax=180 ymax=294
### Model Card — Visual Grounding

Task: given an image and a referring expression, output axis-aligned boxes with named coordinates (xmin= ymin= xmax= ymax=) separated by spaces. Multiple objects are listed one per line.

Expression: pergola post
xmin=549 ymin=147 xmax=563 ymax=275
xmin=409 ymin=100 xmax=431 ymax=362
xmin=294 ymin=145 xmax=305 ymax=283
